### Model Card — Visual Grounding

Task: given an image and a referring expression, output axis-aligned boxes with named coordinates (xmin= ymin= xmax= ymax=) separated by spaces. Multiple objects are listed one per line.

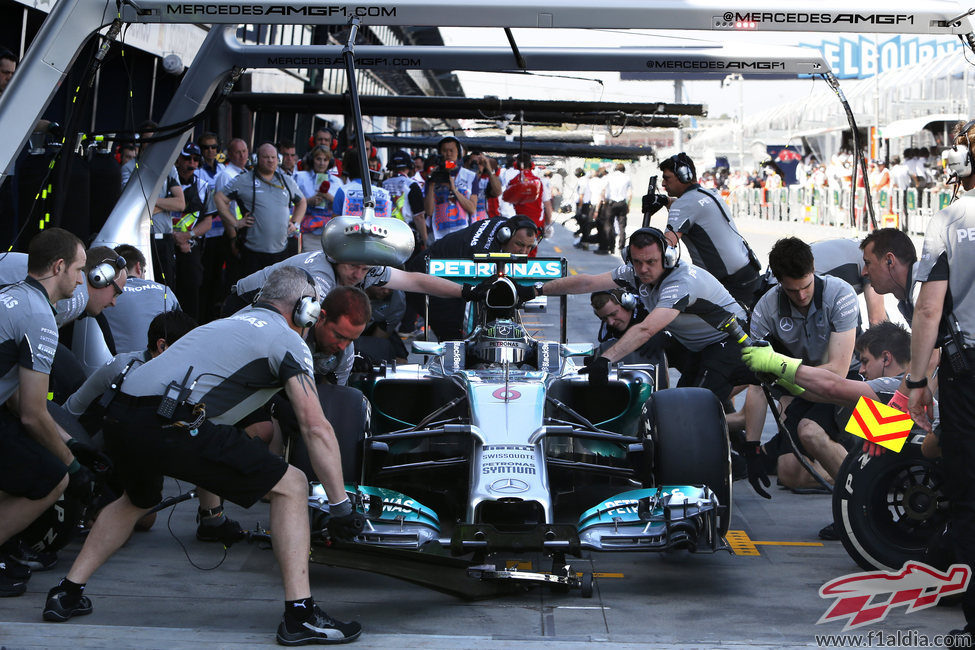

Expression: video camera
xmin=641 ymin=175 xmax=669 ymax=227
xmin=428 ymin=155 xmax=459 ymax=184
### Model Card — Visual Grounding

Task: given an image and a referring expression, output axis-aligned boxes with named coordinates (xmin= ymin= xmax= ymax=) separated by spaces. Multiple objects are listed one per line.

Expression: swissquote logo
xmin=818 ymin=561 xmax=970 ymax=630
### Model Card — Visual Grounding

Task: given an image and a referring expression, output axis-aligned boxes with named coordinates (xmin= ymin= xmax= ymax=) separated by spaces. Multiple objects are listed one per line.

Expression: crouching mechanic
xmin=43 ymin=266 xmax=364 ymax=645
xmin=0 ymin=228 xmax=93 ymax=597
xmin=590 ymin=289 xmax=667 ymax=380
xmin=741 ymin=237 xmax=859 ymax=499
xmin=741 ymin=323 xmax=912 ymax=531
xmin=535 ymin=228 xmax=757 ymax=403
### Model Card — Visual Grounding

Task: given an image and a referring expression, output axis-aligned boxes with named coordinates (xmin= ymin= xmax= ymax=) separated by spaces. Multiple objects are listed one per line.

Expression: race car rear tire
xmin=832 ymin=438 xmax=947 ymax=572
xmin=646 ymin=388 xmax=732 ymax=535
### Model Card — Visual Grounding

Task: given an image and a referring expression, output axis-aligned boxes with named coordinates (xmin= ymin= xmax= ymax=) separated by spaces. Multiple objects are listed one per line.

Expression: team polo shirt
xmin=120 ymin=305 xmax=313 ymax=426
xmin=750 ymin=275 xmax=859 ymax=366
xmin=0 ymin=253 xmax=88 ymax=327
xmin=65 ymin=349 xmax=150 ymax=417
xmin=223 ymin=170 xmax=302 ymax=254
xmin=0 ymin=278 xmax=59 ymax=404
xmin=612 ymin=262 xmax=745 ymax=352
xmin=234 ymin=251 xmax=391 ymax=303
xmin=667 ymin=185 xmax=752 ymax=280
xmin=810 ymin=238 xmax=867 ymax=294
xmin=916 ymin=189 xmax=975 ymax=346
xmin=103 ymin=277 xmax=181 ymax=354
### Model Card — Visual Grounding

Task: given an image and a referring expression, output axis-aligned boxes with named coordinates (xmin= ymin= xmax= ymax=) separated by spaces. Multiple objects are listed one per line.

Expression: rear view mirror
xmin=561 ymin=343 xmax=595 ymax=358
xmin=411 ymin=341 xmax=445 ymax=356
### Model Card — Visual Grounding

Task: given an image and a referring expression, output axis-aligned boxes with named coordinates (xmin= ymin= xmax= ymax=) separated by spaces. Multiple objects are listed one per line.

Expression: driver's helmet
xmin=471 ymin=319 xmax=532 ymax=364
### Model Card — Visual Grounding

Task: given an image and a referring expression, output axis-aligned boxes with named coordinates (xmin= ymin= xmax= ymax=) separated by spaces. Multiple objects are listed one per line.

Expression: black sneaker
xmin=0 ymin=553 xmax=32 ymax=581
xmin=819 ymin=523 xmax=840 ymax=541
xmin=42 ymin=586 xmax=93 ymax=621
xmin=11 ymin=543 xmax=58 ymax=571
xmin=196 ymin=516 xmax=244 ymax=545
xmin=0 ymin=570 xmax=27 ymax=597
xmin=276 ymin=605 xmax=362 ymax=645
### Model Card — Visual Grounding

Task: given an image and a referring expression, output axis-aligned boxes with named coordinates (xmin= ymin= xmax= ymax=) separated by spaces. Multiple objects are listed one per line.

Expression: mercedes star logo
xmin=489 ymin=478 xmax=530 ymax=494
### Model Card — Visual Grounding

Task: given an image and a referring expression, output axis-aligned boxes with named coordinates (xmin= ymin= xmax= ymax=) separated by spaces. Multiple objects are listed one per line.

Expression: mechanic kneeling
xmin=590 ymin=289 xmax=668 ymax=387
xmin=43 ymin=266 xmax=363 ymax=645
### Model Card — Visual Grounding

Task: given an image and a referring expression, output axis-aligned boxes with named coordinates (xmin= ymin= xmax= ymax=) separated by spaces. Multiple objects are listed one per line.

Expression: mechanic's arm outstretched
xmin=599 ymin=308 xmax=678 ymax=362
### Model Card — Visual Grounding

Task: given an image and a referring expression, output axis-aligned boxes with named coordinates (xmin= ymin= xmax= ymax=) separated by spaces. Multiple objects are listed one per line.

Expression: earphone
xmin=624 ymin=227 xmax=679 ymax=270
xmin=88 ymin=256 xmax=126 ymax=289
xmin=945 ymin=119 xmax=975 ymax=178
xmin=293 ymin=270 xmax=321 ymax=329
xmin=670 ymin=153 xmax=696 ymax=184
xmin=591 ymin=288 xmax=638 ymax=314
xmin=495 ymin=215 xmax=541 ymax=245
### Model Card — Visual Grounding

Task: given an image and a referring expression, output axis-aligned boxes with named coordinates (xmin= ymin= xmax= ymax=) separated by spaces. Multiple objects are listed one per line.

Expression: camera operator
xmin=908 ymin=119 xmax=975 ymax=644
xmin=660 ymin=153 xmax=762 ymax=308
xmin=424 ymin=136 xmax=477 ymax=242
xmin=466 ymin=149 xmax=502 ymax=222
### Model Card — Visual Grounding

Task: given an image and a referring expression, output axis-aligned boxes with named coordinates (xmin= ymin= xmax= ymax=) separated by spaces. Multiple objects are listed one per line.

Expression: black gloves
xmin=579 ymin=355 xmax=610 ymax=386
xmin=327 ymin=512 xmax=365 ymax=542
xmin=515 ymin=283 xmax=538 ymax=304
xmin=742 ymin=441 xmax=771 ymax=499
xmin=67 ymin=438 xmax=112 ymax=474
xmin=461 ymin=278 xmax=494 ymax=302
xmin=65 ymin=462 xmax=93 ymax=502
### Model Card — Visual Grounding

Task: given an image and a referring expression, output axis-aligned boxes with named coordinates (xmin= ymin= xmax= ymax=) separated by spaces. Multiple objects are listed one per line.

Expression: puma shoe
xmin=42 ymin=585 xmax=93 ymax=621
xmin=276 ymin=605 xmax=362 ymax=645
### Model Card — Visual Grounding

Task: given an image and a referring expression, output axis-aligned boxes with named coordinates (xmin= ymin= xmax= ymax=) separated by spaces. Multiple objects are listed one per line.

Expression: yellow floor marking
xmin=725 ymin=529 xmax=760 ymax=556
xmin=506 ymin=560 xmax=532 ymax=571
xmin=591 ymin=572 xmax=624 ymax=578
xmin=752 ymin=540 xmax=824 ymax=547
xmin=553 ymin=246 xmax=563 ymax=253
xmin=569 ymin=268 xmax=578 ymax=276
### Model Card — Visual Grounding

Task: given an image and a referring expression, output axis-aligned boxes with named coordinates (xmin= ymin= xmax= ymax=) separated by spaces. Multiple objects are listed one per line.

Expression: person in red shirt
xmin=501 ymin=152 xmax=552 ymax=256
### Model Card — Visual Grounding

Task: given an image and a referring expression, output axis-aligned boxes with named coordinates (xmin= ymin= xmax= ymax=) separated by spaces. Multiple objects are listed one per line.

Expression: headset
xmin=293 ymin=270 xmax=322 ymax=329
xmin=591 ymin=288 xmax=638 ymax=314
xmin=668 ymin=152 xmax=696 ymax=184
xmin=88 ymin=255 xmax=126 ymax=289
xmin=623 ymin=227 xmax=679 ymax=270
xmin=945 ymin=119 xmax=975 ymax=179
xmin=437 ymin=136 xmax=464 ymax=159
xmin=513 ymin=153 xmax=534 ymax=171
xmin=495 ymin=215 xmax=541 ymax=245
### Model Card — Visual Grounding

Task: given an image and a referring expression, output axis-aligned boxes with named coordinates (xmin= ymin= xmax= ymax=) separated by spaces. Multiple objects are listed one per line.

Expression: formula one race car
xmin=289 ymin=255 xmax=733 ymax=597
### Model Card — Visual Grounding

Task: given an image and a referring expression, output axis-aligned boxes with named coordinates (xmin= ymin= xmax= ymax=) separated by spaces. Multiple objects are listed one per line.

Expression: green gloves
xmin=741 ymin=346 xmax=802 ymax=384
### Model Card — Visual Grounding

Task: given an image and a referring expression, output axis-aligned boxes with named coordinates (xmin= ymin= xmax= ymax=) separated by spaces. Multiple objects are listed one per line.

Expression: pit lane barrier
xmin=724 ymin=185 xmax=952 ymax=235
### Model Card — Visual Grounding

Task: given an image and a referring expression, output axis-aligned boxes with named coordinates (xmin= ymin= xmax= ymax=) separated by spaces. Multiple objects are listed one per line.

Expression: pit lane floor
xmin=1 ymin=216 xmax=955 ymax=649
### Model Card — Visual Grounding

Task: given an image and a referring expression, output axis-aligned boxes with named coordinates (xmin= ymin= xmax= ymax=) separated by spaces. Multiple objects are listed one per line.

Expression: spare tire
xmin=644 ymin=387 xmax=732 ymax=535
xmin=832 ymin=436 xmax=947 ymax=571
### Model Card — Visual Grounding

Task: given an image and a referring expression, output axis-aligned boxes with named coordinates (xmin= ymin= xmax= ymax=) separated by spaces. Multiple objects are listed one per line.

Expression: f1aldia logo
xmin=818 ymin=561 xmax=970 ymax=630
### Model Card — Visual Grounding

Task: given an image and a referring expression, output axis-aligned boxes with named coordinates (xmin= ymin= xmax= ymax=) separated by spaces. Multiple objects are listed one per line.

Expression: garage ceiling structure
xmin=0 ymin=0 xmax=972 ymax=251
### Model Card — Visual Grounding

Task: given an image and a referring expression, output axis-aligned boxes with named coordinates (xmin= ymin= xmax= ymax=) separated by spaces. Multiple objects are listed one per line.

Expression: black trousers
xmin=200 ymin=236 xmax=230 ymax=324
xmin=608 ymin=200 xmax=629 ymax=251
xmin=150 ymin=234 xmax=177 ymax=289
xmin=596 ymin=204 xmax=616 ymax=252
xmin=174 ymin=240 xmax=204 ymax=321
xmin=937 ymin=360 xmax=975 ymax=630
xmin=241 ymin=247 xmax=288 ymax=278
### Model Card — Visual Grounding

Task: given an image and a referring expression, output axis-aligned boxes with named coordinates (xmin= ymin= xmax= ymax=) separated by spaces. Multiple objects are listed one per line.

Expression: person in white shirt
xmin=602 ymin=163 xmax=633 ymax=253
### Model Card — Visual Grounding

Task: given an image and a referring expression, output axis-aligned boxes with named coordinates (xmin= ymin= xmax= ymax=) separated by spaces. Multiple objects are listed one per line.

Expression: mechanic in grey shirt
xmin=740 ymin=322 xmax=910 ymax=506
xmin=103 ymin=245 xmax=181 ymax=355
xmin=46 ymin=267 xmax=363 ymax=643
xmin=65 ymin=310 xmax=197 ymax=423
xmin=0 ymin=228 xmax=88 ymax=584
xmin=0 ymin=252 xmax=86 ymax=327
xmin=660 ymin=153 xmax=762 ymax=308
xmin=908 ymin=128 xmax=975 ymax=638
xmin=537 ymin=227 xmax=756 ymax=404
xmin=742 ymin=237 xmax=859 ymax=498
xmin=216 ymin=143 xmax=306 ymax=277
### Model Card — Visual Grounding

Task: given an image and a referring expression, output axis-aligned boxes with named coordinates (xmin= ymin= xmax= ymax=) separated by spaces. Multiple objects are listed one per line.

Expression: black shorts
xmin=104 ymin=401 xmax=289 ymax=510
xmin=666 ymin=338 xmax=759 ymax=403
xmin=0 ymin=407 xmax=68 ymax=500
xmin=781 ymin=397 xmax=853 ymax=454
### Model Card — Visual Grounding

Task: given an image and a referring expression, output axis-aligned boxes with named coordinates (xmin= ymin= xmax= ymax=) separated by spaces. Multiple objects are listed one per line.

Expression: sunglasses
xmin=200 ymin=143 xmax=218 ymax=150
xmin=110 ymin=280 xmax=124 ymax=297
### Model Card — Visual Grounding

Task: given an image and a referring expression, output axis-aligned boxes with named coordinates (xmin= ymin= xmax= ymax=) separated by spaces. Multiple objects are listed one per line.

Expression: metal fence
xmin=724 ymin=186 xmax=955 ymax=236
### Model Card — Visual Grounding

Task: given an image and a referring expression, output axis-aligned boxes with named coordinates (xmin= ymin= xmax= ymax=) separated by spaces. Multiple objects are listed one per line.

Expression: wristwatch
xmin=905 ymin=374 xmax=928 ymax=389
xmin=534 ymin=282 xmax=544 ymax=297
